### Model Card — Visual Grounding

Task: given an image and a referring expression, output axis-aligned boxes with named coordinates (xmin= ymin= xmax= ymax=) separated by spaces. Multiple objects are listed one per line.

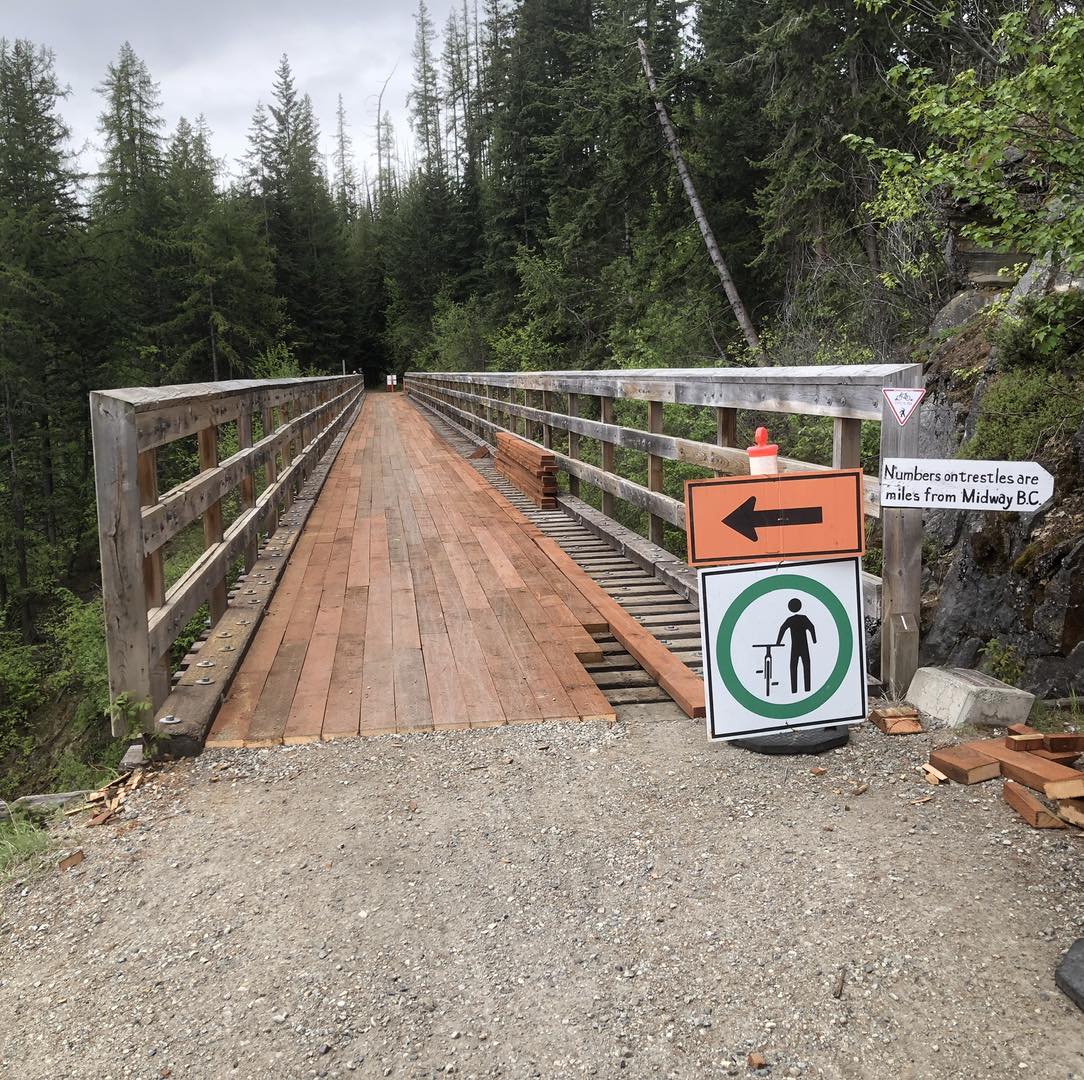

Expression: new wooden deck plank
xmin=215 ymin=393 xmax=645 ymax=745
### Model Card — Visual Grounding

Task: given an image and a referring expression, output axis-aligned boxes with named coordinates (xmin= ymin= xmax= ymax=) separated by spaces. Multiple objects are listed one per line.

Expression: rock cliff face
xmin=915 ymin=301 xmax=1084 ymax=697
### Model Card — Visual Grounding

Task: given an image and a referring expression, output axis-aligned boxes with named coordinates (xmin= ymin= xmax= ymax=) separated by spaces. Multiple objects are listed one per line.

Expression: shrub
xmin=993 ymin=291 xmax=1084 ymax=373
xmin=963 ymin=367 xmax=1084 ymax=460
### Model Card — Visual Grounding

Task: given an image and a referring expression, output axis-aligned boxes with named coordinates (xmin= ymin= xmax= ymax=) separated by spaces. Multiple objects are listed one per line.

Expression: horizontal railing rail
xmin=92 ymin=375 xmax=365 ymax=731
xmin=407 ymin=365 xmax=923 ymax=692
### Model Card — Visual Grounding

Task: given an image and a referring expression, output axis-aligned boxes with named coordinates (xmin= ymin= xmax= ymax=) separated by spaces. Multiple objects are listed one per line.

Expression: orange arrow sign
xmin=685 ymin=470 xmax=866 ymax=567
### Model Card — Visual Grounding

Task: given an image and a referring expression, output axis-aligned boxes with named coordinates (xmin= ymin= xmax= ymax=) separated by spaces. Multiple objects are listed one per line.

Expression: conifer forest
xmin=1 ymin=1 xmax=1082 ymax=796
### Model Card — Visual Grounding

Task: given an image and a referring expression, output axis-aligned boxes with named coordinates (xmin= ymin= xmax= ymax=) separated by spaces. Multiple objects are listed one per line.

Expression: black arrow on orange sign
xmin=722 ymin=495 xmax=823 ymax=542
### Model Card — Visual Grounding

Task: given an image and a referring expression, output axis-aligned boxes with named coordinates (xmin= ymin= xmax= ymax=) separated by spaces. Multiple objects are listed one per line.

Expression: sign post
xmin=699 ymin=557 xmax=868 ymax=740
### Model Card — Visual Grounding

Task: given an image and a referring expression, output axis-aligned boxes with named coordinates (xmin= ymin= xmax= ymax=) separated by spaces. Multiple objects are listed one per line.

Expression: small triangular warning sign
xmin=882 ymin=387 xmax=926 ymax=427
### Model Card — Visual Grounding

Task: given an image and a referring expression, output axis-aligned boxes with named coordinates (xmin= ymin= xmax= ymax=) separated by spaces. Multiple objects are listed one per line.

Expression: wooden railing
xmin=407 ymin=365 xmax=923 ymax=692
xmin=92 ymin=376 xmax=364 ymax=732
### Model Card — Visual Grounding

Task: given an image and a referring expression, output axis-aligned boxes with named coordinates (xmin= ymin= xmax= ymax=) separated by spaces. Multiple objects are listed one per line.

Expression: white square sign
xmin=698 ymin=556 xmax=868 ymax=740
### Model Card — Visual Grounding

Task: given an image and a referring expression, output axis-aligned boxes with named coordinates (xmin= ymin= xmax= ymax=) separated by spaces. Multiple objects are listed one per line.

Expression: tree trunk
xmin=3 ymin=378 xmax=33 ymax=642
xmin=637 ymin=38 xmax=762 ymax=355
xmin=38 ymin=408 xmax=57 ymax=546
xmin=208 ymin=280 xmax=219 ymax=382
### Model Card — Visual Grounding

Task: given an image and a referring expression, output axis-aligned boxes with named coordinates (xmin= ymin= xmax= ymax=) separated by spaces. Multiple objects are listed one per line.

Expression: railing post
xmin=648 ymin=399 xmax=665 ymax=546
xmin=879 ymin=371 xmax=923 ymax=694
xmin=238 ymin=410 xmax=258 ymax=570
xmin=91 ymin=391 xmax=154 ymax=733
xmin=833 ymin=418 xmax=862 ymax=469
xmin=198 ymin=424 xmax=228 ymax=623
xmin=567 ymin=393 xmax=581 ymax=497
xmin=716 ymin=407 xmax=737 ymax=476
xmin=541 ymin=390 xmax=554 ymax=449
xmin=137 ymin=448 xmax=171 ymax=708
xmin=281 ymin=402 xmax=296 ymax=511
xmin=262 ymin=403 xmax=279 ymax=535
xmin=600 ymin=395 xmax=616 ymax=518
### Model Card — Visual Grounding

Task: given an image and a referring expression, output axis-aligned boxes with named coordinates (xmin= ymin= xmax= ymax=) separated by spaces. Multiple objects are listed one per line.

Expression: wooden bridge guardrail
xmin=406 ymin=365 xmax=923 ymax=693
xmin=92 ymin=375 xmax=365 ymax=733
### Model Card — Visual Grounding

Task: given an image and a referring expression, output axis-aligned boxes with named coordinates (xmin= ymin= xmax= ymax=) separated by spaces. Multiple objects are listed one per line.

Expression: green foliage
xmin=964 ymin=367 xmax=1084 ymax=460
xmin=47 ymin=593 xmax=109 ymax=724
xmin=993 ymin=291 xmax=1084 ymax=372
xmin=854 ymin=7 xmax=1084 ymax=271
xmin=980 ymin=637 xmax=1025 ymax=686
xmin=0 ymin=816 xmax=49 ymax=878
xmin=107 ymin=693 xmax=151 ymax=740
xmin=0 ymin=632 xmax=46 ymax=738
xmin=487 ymin=321 xmax=558 ymax=373
xmin=425 ymin=293 xmax=492 ymax=372
xmin=250 ymin=341 xmax=302 ymax=379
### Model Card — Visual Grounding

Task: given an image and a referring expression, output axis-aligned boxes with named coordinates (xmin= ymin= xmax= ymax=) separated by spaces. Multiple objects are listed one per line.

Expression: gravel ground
xmin=1 ymin=706 xmax=1083 ymax=1080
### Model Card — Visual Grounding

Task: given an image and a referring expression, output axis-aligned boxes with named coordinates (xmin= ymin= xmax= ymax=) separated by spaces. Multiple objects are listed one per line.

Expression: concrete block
xmin=906 ymin=667 xmax=1035 ymax=728
xmin=120 ymin=741 xmax=146 ymax=771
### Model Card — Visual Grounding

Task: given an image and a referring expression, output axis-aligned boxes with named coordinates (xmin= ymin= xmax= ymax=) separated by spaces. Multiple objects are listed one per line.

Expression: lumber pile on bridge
xmin=924 ymin=724 xmax=1084 ymax=830
xmin=495 ymin=433 xmax=558 ymax=508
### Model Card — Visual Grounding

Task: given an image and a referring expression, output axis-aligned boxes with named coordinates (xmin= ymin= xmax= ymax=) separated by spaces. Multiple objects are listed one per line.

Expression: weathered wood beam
xmin=91 ymin=391 xmax=153 ymax=733
xmin=879 ymin=369 xmax=923 ymax=693
xmin=408 ymin=366 xmax=921 ymax=421
xmin=416 ymin=381 xmax=882 ymax=517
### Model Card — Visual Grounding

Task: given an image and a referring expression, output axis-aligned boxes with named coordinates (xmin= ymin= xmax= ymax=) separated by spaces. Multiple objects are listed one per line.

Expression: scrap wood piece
xmin=1005 ymin=725 xmax=1080 ymax=760
xmin=869 ymin=704 xmax=923 ymax=735
xmin=928 ymin=745 xmax=1001 ymax=785
xmin=962 ymin=738 xmax=1084 ymax=799
xmin=1003 ymin=780 xmax=1067 ymax=829
xmin=58 ymin=849 xmax=85 ymax=871
xmin=1045 ymin=733 xmax=1084 ymax=753
xmin=1058 ymin=798 xmax=1084 ymax=828
xmin=919 ymin=763 xmax=948 ymax=785
xmin=85 ymin=809 xmax=115 ymax=828
xmin=1006 ymin=732 xmax=1045 ymax=751
xmin=1031 ymin=748 xmax=1082 ymax=765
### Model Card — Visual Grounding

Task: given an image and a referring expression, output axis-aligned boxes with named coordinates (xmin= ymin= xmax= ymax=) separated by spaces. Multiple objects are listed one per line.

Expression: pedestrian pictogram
xmin=698 ymin=556 xmax=868 ymax=740
xmin=882 ymin=387 xmax=926 ymax=426
xmin=684 ymin=470 xmax=865 ymax=567
xmin=775 ymin=597 xmax=817 ymax=693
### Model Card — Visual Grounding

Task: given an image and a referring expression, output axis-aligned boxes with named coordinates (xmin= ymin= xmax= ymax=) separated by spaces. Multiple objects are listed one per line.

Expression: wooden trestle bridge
xmin=90 ymin=365 xmax=922 ymax=750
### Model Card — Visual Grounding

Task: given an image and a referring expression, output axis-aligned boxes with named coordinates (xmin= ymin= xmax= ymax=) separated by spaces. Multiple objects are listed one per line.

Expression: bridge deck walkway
xmin=207 ymin=394 xmax=615 ymax=746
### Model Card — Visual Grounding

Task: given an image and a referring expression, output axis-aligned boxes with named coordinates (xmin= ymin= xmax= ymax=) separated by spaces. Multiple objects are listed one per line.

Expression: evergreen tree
xmin=0 ymin=39 xmax=83 ymax=637
xmin=91 ymin=41 xmax=167 ymax=384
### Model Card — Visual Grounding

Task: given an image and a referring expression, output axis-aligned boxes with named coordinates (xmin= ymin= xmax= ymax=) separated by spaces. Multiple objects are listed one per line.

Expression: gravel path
xmin=2 ymin=707 xmax=1082 ymax=1080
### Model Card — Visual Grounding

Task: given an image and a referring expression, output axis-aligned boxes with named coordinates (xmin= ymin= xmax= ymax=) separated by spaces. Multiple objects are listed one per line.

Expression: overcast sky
xmin=4 ymin=0 xmax=453 ymax=185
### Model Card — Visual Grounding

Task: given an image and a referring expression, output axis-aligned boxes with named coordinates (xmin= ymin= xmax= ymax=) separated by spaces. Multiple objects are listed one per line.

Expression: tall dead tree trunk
xmin=636 ymin=38 xmax=762 ymax=356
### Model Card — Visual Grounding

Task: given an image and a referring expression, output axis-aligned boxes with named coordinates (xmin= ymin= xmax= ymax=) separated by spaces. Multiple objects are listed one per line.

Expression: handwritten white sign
xmin=880 ymin=458 xmax=1054 ymax=512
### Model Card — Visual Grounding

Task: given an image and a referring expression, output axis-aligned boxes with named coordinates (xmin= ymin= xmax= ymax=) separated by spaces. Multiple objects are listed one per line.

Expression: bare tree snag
xmin=637 ymin=38 xmax=762 ymax=355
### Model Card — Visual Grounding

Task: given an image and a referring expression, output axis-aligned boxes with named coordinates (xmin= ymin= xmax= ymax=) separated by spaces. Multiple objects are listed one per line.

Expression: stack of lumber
xmin=925 ymin=724 xmax=1084 ymax=830
xmin=494 ymin=433 xmax=558 ymax=508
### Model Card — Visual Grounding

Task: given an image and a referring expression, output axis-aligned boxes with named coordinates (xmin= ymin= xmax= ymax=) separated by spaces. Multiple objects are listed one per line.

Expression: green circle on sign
xmin=715 ymin=574 xmax=853 ymax=720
